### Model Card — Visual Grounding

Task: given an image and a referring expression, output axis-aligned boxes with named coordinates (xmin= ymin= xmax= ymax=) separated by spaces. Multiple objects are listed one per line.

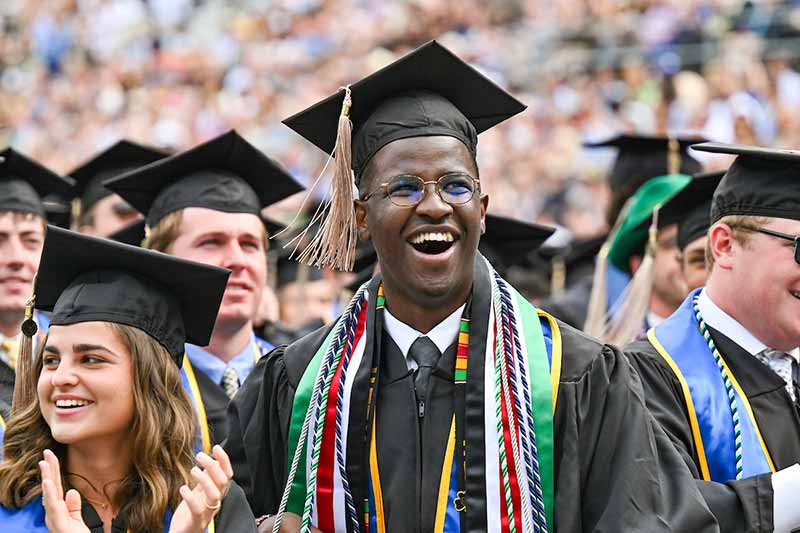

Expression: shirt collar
xmin=185 ymin=333 xmax=258 ymax=385
xmin=698 ymin=288 xmax=772 ymax=356
xmin=383 ymin=303 xmax=466 ymax=358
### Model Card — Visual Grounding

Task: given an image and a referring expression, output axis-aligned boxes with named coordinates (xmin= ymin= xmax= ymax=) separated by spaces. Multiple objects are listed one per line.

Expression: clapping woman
xmin=0 ymin=226 xmax=256 ymax=532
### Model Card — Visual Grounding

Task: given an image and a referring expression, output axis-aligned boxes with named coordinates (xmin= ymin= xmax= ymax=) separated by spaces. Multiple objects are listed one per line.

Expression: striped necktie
xmin=221 ymin=366 xmax=240 ymax=399
xmin=1 ymin=336 xmax=19 ymax=370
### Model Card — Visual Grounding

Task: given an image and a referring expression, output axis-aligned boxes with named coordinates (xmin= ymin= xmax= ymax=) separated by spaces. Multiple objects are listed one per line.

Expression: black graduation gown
xmin=192 ymin=367 xmax=233 ymax=446
xmin=226 ymin=271 xmax=718 ymax=531
xmin=79 ymin=480 xmax=256 ymax=533
xmin=0 ymin=359 xmax=13 ymax=409
xmin=537 ymin=277 xmax=591 ymax=330
xmin=627 ymin=326 xmax=800 ymax=532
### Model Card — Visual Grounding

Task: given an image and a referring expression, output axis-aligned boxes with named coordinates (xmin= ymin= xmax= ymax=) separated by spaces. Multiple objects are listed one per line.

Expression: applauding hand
xmin=169 ymin=445 xmax=233 ymax=533
xmin=39 ymin=449 xmax=91 ymax=533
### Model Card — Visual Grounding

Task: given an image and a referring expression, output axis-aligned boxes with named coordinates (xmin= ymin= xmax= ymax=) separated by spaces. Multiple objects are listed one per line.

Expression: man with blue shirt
xmin=105 ymin=130 xmax=303 ymax=446
xmin=627 ymin=142 xmax=800 ymax=533
xmin=0 ymin=148 xmax=73 ymax=414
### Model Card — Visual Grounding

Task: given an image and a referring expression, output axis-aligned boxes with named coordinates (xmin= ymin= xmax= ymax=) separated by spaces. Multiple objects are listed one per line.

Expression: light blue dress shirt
xmin=185 ymin=333 xmax=259 ymax=386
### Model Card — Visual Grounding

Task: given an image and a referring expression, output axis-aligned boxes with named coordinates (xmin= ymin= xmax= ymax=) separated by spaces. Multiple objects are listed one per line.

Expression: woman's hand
xmin=39 ymin=449 xmax=91 ymax=533
xmin=169 ymin=445 xmax=233 ymax=533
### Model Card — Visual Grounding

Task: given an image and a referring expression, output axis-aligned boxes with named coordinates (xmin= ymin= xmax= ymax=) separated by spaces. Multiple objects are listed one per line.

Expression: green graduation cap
xmin=607 ymin=173 xmax=693 ymax=273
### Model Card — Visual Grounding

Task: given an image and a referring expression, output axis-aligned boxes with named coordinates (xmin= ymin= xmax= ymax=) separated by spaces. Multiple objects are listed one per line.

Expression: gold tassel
xmin=583 ymin=198 xmax=633 ymax=337
xmin=668 ymin=136 xmax=680 ymax=176
xmin=550 ymin=255 xmax=566 ymax=296
xmin=11 ymin=293 xmax=38 ymax=414
xmin=603 ymin=206 xmax=661 ymax=346
xmin=70 ymin=198 xmax=82 ymax=230
xmin=294 ymin=86 xmax=358 ymax=271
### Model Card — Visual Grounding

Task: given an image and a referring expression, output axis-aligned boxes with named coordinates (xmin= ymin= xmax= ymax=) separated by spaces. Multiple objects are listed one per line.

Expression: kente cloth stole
xmin=649 ymin=288 xmax=775 ymax=482
xmin=283 ymin=258 xmax=557 ymax=533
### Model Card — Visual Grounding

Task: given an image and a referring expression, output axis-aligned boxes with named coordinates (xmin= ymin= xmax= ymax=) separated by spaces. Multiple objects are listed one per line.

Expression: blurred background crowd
xmin=3 ymin=0 xmax=800 ymax=241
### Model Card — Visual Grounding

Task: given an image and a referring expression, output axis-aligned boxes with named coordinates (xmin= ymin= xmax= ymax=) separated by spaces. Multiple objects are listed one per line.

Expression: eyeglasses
xmin=360 ymin=173 xmax=480 ymax=207
xmin=734 ymin=225 xmax=800 ymax=264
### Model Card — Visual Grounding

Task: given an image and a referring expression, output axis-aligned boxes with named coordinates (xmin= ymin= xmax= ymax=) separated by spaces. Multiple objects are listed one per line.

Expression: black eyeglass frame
xmin=733 ymin=224 xmax=800 ymax=264
xmin=359 ymin=173 xmax=481 ymax=207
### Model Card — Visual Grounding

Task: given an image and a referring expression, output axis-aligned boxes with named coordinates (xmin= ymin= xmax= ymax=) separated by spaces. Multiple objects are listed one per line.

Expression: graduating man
xmin=541 ymin=135 xmax=702 ymax=329
xmin=69 ymin=139 xmax=168 ymax=238
xmin=104 ymin=130 xmax=303 ymax=447
xmin=583 ymin=173 xmax=692 ymax=345
xmin=626 ymin=143 xmax=800 ymax=533
xmin=0 ymin=149 xmax=74 ymax=412
xmin=225 ymin=41 xmax=718 ymax=532
xmin=659 ymin=170 xmax=725 ymax=292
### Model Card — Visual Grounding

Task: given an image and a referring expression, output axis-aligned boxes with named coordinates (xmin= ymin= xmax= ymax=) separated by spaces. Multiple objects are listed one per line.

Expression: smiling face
xmin=355 ymin=136 xmax=487 ymax=316
xmin=709 ymin=216 xmax=800 ymax=351
xmin=38 ymin=322 xmax=135 ymax=446
xmin=167 ymin=207 xmax=267 ymax=331
xmin=0 ymin=212 xmax=45 ymax=320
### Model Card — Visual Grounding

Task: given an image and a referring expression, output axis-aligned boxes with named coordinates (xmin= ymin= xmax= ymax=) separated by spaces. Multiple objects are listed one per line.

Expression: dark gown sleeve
xmin=553 ymin=326 xmax=720 ymax=532
xmin=626 ymin=341 xmax=774 ymax=533
xmin=224 ymin=347 xmax=294 ymax=518
xmin=0 ymin=359 xmax=14 ymax=408
xmin=214 ymin=480 xmax=257 ymax=532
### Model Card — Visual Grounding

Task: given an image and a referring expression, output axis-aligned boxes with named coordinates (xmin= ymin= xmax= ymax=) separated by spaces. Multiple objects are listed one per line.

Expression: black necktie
xmin=408 ymin=336 xmax=441 ymax=417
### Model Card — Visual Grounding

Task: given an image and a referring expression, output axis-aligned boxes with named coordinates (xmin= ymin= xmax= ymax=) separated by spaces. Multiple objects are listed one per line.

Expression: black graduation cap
xmin=479 ymin=214 xmax=555 ymax=274
xmin=276 ymin=254 xmax=327 ymax=289
xmin=585 ymin=134 xmax=704 ymax=191
xmin=104 ymin=130 xmax=304 ymax=228
xmin=35 ymin=226 xmax=230 ymax=364
xmin=691 ymin=142 xmax=800 ymax=224
xmin=108 ymin=219 xmax=146 ymax=247
xmin=283 ymin=40 xmax=527 ymax=183
xmin=659 ymin=170 xmax=724 ymax=250
xmin=69 ymin=140 xmax=169 ymax=213
xmin=42 ymin=193 xmax=72 ymax=229
xmin=0 ymin=148 xmax=74 ymax=218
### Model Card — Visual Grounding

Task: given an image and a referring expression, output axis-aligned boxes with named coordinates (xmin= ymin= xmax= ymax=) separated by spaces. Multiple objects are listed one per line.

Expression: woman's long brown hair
xmin=0 ymin=323 xmax=197 ymax=531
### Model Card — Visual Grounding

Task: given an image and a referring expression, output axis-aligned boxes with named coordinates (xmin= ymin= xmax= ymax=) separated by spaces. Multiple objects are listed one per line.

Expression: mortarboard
xmin=659 ymin=170 xmax=724 ymax=251
xmin=104 ymin=130 xmax=304 ymax=228
xmin=275 ymin=252 xmax=327 ymax=290
xmin=479 ymin=214 xmax=555 ymax=275
xmin=585 ymin=134 xmax=704 ymax=191
xmin=34 ymin=226 xmax=230 ymax=364
xmin=0 ymin=148 xmax=74 ymax=218
xmin=108 ymin=218 xmax=146 ymax=247
xmin=691 ymin=142 xmax=800 ymax=224
xmin=607 ymin=173 xmax=692 ymax=272
xmin=283 ymin=40 xmax=526 ymax=270
xmin=42 ymin=193 xmax=72 ymax=229
xmin=69 ymin=140 xmax=169 ymax=215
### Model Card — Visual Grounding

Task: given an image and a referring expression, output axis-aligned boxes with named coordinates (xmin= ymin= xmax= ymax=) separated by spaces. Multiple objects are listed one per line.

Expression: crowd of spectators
xmin=3 ymin=0 xmax=800 ymax=240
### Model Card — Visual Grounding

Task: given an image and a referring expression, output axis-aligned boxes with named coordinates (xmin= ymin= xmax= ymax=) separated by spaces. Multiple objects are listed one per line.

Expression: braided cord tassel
xmin=490 ymin=274 xmax=519 ymax=532
xmin=495 ymin=274 xmax=547 ymax=532
xmin=693 ymin=296 xmax=744 ymax=480
xmin=334 ymin=297 xmax=365 ymax=533
xmin=494 ymin=275 xmax=533 ymax=532
xmin=299 ymin=288 xmax=367 ymax=532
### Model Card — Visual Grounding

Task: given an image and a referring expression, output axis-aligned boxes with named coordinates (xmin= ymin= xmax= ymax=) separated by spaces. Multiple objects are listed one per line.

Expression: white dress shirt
xmin=383 ymin=304 xmax=465 ymax=370
xmin=698 ymin=289 xmax=800 ymax=532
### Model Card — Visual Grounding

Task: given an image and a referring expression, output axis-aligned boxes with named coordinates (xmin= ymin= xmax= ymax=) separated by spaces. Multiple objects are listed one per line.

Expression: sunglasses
xmin=360 ymin=173 xmax=480 ymax=207
xmin=734 ymin=225 xmax=800 ymax=264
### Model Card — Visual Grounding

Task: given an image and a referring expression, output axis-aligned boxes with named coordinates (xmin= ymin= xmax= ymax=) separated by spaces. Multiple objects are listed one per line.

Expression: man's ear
xmin=480 ymin=194 xmax=489 ymax=234
xmin=708 ymin=223 xmax=735 ymax=270
xmin=354 ymin=199 xmax=371 ymax=241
